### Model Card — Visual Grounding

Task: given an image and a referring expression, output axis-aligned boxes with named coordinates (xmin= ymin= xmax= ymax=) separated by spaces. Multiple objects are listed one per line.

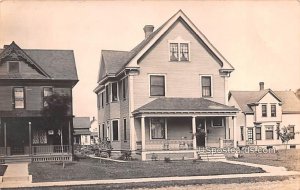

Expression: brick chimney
xmin=259 ymin=82 xmax=264 ymax=91
xmin=143 ymin=25 xmax=154 ymax=38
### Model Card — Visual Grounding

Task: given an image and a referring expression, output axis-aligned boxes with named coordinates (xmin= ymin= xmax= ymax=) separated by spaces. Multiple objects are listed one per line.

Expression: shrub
xmin=151 ymin=153 xmax=158 ymax=161
xmin=164 ymin=157 xmax=171 ymax=163
xmin=119 ymin=150 xmax=132 ymax=160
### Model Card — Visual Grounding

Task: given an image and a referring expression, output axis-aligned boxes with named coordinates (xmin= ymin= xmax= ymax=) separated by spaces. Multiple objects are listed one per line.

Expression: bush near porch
xmin=0 ymin=164 xmax=7 ymax=176
xmin=29 ymin=158 xmax=264 ymax=182
xmin=227 ymin=149 xmax=300 ymax=171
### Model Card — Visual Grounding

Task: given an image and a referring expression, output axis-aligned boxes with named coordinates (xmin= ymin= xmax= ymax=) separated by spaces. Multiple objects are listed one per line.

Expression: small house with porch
xmin=94 ymin=10 xmax=238 ymax=160
xmin=0 ymin=42 xmax=78 ymax=163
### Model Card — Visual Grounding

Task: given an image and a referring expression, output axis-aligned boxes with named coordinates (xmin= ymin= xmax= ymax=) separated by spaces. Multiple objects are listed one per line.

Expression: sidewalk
xmin=0 ymin=163 xmax=32 ymax=183
xmin=0 ymin=160 xmax=299 ymax=189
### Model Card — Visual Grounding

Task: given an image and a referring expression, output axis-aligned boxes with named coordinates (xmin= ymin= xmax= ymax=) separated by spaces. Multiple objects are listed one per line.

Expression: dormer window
xmin=169 ymin=37 xmax=190 ymax=62
xmin=8 ymin=61 xmax=20 ymax=73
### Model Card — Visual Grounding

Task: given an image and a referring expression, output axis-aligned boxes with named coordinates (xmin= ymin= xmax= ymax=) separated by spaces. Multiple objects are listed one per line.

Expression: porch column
xmin=29 ymin=122 xmax=32 ymax=155
xmin=4 ymin=122 xmax=7 ymax=155
xmin=232 ymin=116 xmax=237 ymax=147
xmin=68 ymin=120 xmax=72 ymax=154
xmin=192 ymin=116 xmax=196 ymax=150
xmin=141 ymin=116 xmax=145 ymax=151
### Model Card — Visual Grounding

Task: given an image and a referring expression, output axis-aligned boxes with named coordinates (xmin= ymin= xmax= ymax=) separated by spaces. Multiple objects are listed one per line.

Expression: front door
xmin=196 ymin=118 xmax=206 ymax=147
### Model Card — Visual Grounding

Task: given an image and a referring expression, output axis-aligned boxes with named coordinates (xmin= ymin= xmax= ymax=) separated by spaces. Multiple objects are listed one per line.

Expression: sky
xmin=0 ymin=0 xmax=300 ymax=118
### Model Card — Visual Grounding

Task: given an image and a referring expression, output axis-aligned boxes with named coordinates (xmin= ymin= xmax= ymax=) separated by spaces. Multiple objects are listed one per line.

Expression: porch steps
xmin=1 ymin=163 xmax=32 ymax=184
xmin=197 ymin=152 xmax=226 ymax=161
xmin=2 ymin=176 xmax=31 ymax=183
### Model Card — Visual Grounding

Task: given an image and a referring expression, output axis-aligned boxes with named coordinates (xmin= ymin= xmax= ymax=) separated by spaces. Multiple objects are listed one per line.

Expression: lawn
xmin=227 ymin=149 xmax=300 ymax=171
xmin=29 ymin=158 xmax=264 ymax=182
xmin=0 ymin=164 xmax=7 ymax=176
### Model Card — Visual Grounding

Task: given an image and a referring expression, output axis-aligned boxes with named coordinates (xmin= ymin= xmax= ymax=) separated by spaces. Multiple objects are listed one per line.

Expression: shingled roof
xmin=0 ymin=42 xmax=78 ymax=81
xmin=230 ymin=90 xmax=300 ymax=114
xmin=133 ymin=98 xmax=238 ymax=114
xmin=97 ymin=10 xmax=234 ymax=83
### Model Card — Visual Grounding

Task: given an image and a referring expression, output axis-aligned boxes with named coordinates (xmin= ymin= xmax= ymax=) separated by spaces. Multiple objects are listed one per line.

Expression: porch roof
xmin=133 ymin=98 xmax=238 ymax=116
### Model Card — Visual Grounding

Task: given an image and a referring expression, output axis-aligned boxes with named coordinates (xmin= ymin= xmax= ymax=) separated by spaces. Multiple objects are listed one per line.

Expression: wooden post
xmin=29 ymin=122 xmax=32 ymax=155
xmin=232 ymin=116 xmax=237 ymax=148
xmin=4 ymin=122 xmax=7 ymax=155
xmin=192 ymin=116 xmax=196 ymax=150
xmin=68 ymin=120 xmax=72 ymax=154
xmin=141 ymin=116 xmax=145 ymax=151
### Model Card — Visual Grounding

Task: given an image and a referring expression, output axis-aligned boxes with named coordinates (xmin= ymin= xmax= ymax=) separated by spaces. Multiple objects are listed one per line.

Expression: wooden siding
xmin=255 ymin=93 xmax=282 ymax=123
xmin=133 ymin=20 xmax=225 ymax=110
xmin=26 ymin=86 xmax=42 ymax=110
xmin=0 ymin=61 xmax=44 ymax=77
xmin=0 ymin=86 xmax=12 ymax=111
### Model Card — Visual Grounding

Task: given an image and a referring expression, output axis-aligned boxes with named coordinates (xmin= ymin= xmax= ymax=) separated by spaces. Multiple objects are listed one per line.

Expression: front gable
xmin=126 ymin=10 xmax=234 ymax=75
xmin=0 ymin=42 xmax=50 ymax=79
xmin=258 ymin=90 xmax=282 ymax=104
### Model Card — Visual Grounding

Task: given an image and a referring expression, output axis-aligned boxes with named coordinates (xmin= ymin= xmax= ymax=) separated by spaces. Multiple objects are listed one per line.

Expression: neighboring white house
xmin=228 ymin=82 xmax=300 ymax=149
xmin=90 ymin=117 xmax=99 ymax=144
xmin=73 ymin=117 xmax=91 ymax=145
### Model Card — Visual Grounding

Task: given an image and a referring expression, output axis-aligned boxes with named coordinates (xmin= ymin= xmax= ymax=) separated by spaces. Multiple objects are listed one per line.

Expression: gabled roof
xmin=97 ymin=10 xmax=234 ymax=83
xmin=73 ymin=117 xmax=91 ymax=129
xmin=133 ymin=98 xmax=238 ymax=114
xmin=230 ymin=90 xmax=300 ymax=114
xmin=0 ymin=42 xmax=78 ymax=81
xmin=274 ymin=91 xmax=300 ymax=113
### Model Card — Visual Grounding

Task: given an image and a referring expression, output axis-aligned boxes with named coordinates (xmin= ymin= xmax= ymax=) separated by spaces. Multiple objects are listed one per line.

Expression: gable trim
xmin=126 ymin=10 xmax=234 ymax=71
xmin=0 ymin=42 xmax=51 ymax=78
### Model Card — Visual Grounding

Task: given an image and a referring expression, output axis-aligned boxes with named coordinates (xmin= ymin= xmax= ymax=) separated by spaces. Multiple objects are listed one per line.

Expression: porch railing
xmin=32 ymin=145 xmax=71 ymax=155
xmin=0 ymin=147 xmax=11 ymax=156
xmin=138 ymin=140 xmax=193 ymax=151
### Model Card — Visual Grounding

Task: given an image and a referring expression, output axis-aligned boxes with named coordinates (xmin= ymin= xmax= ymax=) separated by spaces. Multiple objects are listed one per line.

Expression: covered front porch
xmin=0 ymin=117 xmax=73 ymax=162
xmin=132 ymin=98 xmax=239 ymax=160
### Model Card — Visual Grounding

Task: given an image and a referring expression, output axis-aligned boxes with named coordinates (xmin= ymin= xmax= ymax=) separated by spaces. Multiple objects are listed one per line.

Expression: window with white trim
xmin=169 ymin=38 xmax=190 ymax=62
xmin=13 ymin=87 xmax=24 ymax=109
xmin=211 ymin=117 xmax=224 ymax=127
xmin=150 ymin=118 xmax=166 ymax=139
xmin=111 ymin=82 xmax=118 ymax=102
xmin=43 ymin=87 xmax=53 ymax=107
xmin=105 ymin=85 xmax=109 ymax=104
xmin=150 ymin=75 xmax=165 ymax=96
xmin=112 ymin=120 xmax=119 ymax=141
xmin=265 ymin=125 xmax=274 ymax=140
xmin=201 ymin=76 xmax=212 ymax=97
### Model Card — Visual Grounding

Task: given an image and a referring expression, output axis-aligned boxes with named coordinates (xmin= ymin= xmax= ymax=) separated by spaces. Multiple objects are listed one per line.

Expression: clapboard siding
xmin=0 ymin=62 xmax=8 ymax=74
xmin=133 ymin=20 xmax=225 ymax=110
xmin=0 ymin=86 xmax=13 ymax=111
xmin=26 ymin=86 xmax=42 ymax=110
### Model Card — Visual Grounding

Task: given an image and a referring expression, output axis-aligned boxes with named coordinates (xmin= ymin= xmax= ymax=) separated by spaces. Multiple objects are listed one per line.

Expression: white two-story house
xmin=229 ymin=82 xmax=300 ymax=149
xmin=94 ymin=10 xmax=238 ymax=160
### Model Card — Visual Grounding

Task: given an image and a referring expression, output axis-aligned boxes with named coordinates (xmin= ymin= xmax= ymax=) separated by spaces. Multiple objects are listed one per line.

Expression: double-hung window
xmin=123 ymin=118 xmax=127 ymax=141
xmin=112 ymin=120 xmax=119 ymax=141
xmin=13 ymin=87 xmax=24 ymax=109
xmin=201 ymin=76 xmax=212 ymax=97
xmin=255 ymin=126 xmax=261 ymax=140
xmin=240 ymin=126 xmax=244 ymax=141
xmin=150 ymin=75 xmax=165 ymax=96
xmin=150 ymin=118 xmax=166 ymax=139
xmin=43 ymin=87 xmax=53 ymax=107
xmin=122 ymin=78 xmax=127 ymax=100
xmin=271 ymin=105 xmax=276 ymax=117
xmin=111 ymin=82 xmax=118 ymax=102
xmin=289 ymin=125 xmax=295 ymax=139
xmin=169 ymin=40 xmax=190 ymax=62
xmin=247 ymin=128 xmax=253 ymax=143
xmin=265 ymin=126 xmax=274 ymax=140
xmin=105 ymin=85 xmax=109 ymax=104
xmin=262 ymin=105 xmax=267 ymax=117
xmin=101 ymin=92 xmax=104 ymax=108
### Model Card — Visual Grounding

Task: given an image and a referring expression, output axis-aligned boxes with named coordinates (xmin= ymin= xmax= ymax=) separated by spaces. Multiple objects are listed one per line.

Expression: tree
xmin=42 ymin=93 xmax=71 ymax=168
xmin=276 ymin=125 xmax=295 ymax=160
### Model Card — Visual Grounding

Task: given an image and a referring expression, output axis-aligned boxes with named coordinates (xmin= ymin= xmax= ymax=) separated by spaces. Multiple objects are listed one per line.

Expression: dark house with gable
xmin=0 ymin=42 xmax=78 ymax=162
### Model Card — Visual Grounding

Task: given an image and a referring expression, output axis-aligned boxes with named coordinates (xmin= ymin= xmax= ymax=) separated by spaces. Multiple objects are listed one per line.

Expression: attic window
xmin=169 ymin=38 xmax=190 ymax=62
xmin=8 ymin=61 xmax=20 ymax=73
